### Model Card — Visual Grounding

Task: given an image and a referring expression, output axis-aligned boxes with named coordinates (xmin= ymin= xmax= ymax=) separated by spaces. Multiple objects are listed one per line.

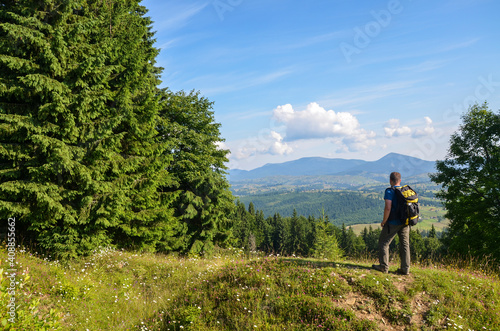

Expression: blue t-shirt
xmin=384 ymin=186 xmax=402 ymax=225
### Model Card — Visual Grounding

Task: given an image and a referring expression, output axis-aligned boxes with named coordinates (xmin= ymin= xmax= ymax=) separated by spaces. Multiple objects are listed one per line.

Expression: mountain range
xmin=229 ymin=153 xmax=437 ymax=182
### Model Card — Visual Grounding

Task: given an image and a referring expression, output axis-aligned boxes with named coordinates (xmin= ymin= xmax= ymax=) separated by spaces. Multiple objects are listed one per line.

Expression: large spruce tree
xmin=0 ymin=1 xmax=232 ymax=258
xmin=157 ymin=90 xmax=235 ymax=255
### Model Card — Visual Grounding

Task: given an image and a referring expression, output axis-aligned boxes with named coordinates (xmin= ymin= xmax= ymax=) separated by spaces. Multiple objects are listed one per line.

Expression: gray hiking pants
xmin=378 ymin=223 xmax=410 ymax=273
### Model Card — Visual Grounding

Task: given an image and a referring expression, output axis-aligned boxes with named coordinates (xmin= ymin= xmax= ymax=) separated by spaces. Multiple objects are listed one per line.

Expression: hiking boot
xmin=372 ymin=264 xmax=388 ymax=273
xmin=396 ymin=268 xmax=409 ymax=275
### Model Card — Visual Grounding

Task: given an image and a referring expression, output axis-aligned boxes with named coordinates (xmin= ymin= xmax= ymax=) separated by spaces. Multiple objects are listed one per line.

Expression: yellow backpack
xmin=392 ymin=185 xmax=419 ymax=226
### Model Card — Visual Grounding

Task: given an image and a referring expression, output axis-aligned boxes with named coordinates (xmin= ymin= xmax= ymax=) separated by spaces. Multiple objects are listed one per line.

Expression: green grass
xmin=1 ymin=246 xmax=499 ymax=330
xmin=350 ymin=205 xmax=449 ymax=235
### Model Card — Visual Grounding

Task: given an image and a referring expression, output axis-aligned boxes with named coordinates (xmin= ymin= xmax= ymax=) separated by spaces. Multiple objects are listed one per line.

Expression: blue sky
xmin=142 ymin=0 xmax=500 ymax=170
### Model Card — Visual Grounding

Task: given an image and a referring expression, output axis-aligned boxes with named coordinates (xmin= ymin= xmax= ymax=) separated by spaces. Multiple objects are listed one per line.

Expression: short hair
xmin=390 ymin=172 xmax=401 ymax=184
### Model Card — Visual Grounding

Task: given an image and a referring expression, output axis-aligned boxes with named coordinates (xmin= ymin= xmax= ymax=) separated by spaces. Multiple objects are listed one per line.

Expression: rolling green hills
xmin=230 ymin=153 xmax=445 ymax=230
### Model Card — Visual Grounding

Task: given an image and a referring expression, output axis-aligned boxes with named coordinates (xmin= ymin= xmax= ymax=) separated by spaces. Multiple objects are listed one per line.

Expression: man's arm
xmin=381 ymin=199 xmax=392 ymax=227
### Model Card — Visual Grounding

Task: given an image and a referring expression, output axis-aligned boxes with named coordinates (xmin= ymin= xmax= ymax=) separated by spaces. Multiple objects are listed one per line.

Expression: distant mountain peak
xmin=229 ymin=153 xmax=436 ymax=182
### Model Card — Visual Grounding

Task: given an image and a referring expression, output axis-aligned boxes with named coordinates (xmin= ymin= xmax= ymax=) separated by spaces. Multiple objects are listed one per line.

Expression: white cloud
xmin=413 ymin=116 xmax=435 ymax=137
xmin=384 ymin=119 xmax=412 ymax=137
xmin=215 ymin=141 xmax=229 ymax=151
xmin=384 ymin=117 xmax=435 ymax=138
xmin=269 ymin=131 xmax=293 ymax=155
xmin=233 ymin=130 xmax=293 ymax=160
xmin=273 ymin=102 xmax=376 ymax=151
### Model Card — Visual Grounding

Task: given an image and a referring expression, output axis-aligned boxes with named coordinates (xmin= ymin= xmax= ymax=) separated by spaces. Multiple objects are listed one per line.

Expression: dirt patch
xmin=391 ymin=273 xmax=435 ymax=329
xmin=389 ymin=273 xmax=415 ymax=292
xmin=338 ymin=292 xmax=406 ymax=331
xmin=409 ymin=291 xmax=434 ymax=329
xmin=332 ymin=265 xmax=439 ymax=330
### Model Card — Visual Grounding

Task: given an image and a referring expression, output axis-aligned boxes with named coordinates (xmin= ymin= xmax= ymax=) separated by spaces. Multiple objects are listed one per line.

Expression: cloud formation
xmin=273 ymin=102 xmax=376 ymax=151
xmin=413 ymin=116 xmax=435 ymax=137
xmin=384 ymin=119 xmax=412 ymax=137
xmin=233 ymin=130 xmax=293 ymax=160
xmin=384 ymin=117 xmax=435 ymax=138
xmin=269 ymin=131 xmax=293 ymax=155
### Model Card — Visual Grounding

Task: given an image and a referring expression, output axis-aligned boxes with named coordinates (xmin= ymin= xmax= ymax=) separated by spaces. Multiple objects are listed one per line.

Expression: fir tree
xmin=248 ymin=202 xmax=255 ymax=216
xmin=231 ymin=200 xmax=252 ymax=249
xmin=429 ymin=224 xmax=437 ymax=238
xmin=260 ymin=214 xmax=274 ymax=252
xmin=272 ymin=213 xmax=289 ymax=255
xmin=312 ymin=210 xmax=342 ymax=260
xmin=157 ymin=89 xmax=234 ymax=255
xmin=0 ymin=1 xmax=198 ymax=258
xmin=253 ymin=209 xmax=266 ymax=249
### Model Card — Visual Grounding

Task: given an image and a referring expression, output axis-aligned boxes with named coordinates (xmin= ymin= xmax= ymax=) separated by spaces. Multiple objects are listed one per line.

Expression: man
xmin=372 ymin=172 xmax=410 ymax=275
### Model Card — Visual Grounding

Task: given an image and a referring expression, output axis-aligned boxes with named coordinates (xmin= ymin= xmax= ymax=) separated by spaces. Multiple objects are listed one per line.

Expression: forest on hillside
xmin=237 ymin=188 xmax=443 ymax=225
xmin=239 ymin=191 xmax=381 ymax=225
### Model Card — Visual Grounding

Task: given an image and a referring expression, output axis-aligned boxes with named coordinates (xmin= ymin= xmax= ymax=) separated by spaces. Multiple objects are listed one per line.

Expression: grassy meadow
xmin=349 ymin=205 xmax=449 ymax=235
xmin=1 ymin=246 xmax=499 ymax=330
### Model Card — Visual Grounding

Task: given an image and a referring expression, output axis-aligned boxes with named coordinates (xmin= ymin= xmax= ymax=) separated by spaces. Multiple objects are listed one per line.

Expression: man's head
xmin=390 ymin=172 xmax=401 ymax=186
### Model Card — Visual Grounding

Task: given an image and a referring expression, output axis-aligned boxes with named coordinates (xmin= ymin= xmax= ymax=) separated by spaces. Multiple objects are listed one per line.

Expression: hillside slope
xmin=238 ymin=190 xmax=382 ymax=224
xmin=2 ymin=247 xmax=498 ymax=330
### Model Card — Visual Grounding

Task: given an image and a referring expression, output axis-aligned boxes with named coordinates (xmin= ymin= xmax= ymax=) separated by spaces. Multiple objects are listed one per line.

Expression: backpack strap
xmin=386 ymin=186 xmax=397 ymax=221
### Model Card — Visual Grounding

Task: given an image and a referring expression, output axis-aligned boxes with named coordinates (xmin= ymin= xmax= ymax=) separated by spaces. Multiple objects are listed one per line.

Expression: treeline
xmin=232 ymin=201 xmax=445 ymax=262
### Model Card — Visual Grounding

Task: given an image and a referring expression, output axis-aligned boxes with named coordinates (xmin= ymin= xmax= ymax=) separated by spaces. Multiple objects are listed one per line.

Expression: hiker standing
xmin=372 ymin=172 xmax=410 ymax=275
